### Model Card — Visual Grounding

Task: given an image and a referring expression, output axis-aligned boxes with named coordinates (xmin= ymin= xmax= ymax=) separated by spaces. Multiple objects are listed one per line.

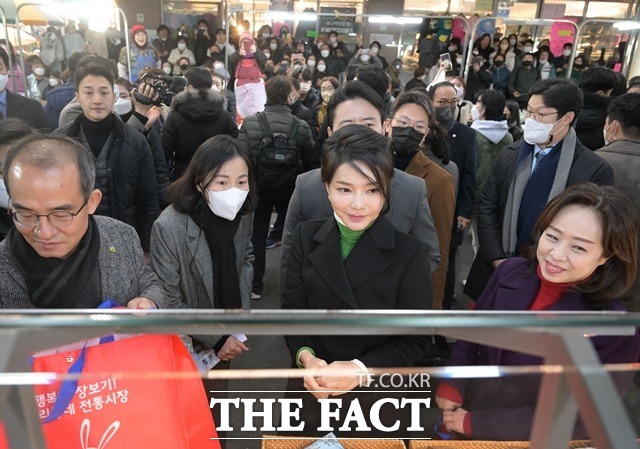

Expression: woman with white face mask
xmin=151 ymin=134 xmax=256 ymax=358
xmin=0 ymin=118 xmax=34 ymax=241
xmin=26 ymin=60 xmax=49 ymax=102
xmin=167 ymin=36 xmax=196 ymax=75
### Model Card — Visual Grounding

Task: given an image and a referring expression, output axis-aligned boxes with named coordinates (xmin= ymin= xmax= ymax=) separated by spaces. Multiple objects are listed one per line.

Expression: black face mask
xmin=434 ymin=105 xmax=454 ymax=124
xmin=522 ymin=60 xmax=532 ymax=68
xmin=574 ymin=63 xmax=584 ymax=70
xmin=391 ymin=126 xmax=425 ymax=157
xmin=180 ymin=64 xmax=189 ymax=70
xmin=494 ymin=60 xmax=504 ymax=67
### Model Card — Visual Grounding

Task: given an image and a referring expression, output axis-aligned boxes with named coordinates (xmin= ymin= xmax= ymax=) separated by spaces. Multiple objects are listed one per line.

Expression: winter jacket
xmin=471 ymin=120 xmax=513 ymax=208
xmin=575 ymin=92 xmax=611 ymax=150
xmin=507 ymin=67 xmax=539 ymax=104
xmin=490 ymin=65 xmax=510 ymax=94
xmin=53 ymin=113 xmax=160 ymax=251
xmin=167 ymin=48 xmax=196 ymax=74
xmin=238 ymin=103 xmax=315 ymax=199
xmin=161 ymin=89 xmax=239 ymax=179
xmin=291 ymin=100 xmax=317 ymax=139
xmin=44 ymin=82 xmax=76 ymax=130
xmin=464 ymin=137 xmax=613 ymax=300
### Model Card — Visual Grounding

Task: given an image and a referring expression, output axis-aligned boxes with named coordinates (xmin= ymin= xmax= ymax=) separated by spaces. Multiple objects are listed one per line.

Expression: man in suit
xmin=427 ymin=81 xmax=478 ymax=310
xmin=464 ymin=78 xmax=614 ymax=300
xmin=281 ymin=80 xmax=440 ymax=287
xmin=0 ymin=134 xmax=165 ymax=309
xmin=0 ymin=47 xmax=49 ymax=131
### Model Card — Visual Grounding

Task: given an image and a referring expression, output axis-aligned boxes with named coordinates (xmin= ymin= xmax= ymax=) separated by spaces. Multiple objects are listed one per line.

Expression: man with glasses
xmin=0 ymin=134 xmax=166 ymax=309
xmin=464 ymin=78 xmax=613 ymax=301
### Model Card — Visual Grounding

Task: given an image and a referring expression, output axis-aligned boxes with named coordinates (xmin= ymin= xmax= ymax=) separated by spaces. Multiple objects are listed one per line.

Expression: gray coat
xmin=0 ymin=216 xmax=166 ymax=309
xmin=596 ymin=139 xmax=640 ymax=310
xmin=150 ymin=206 xmax=254 ymax=348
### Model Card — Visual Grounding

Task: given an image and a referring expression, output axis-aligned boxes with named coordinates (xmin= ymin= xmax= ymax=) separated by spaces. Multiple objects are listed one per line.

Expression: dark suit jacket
xmin=6 ymin=90 xmax=50 ymax=131
xmin=449 ymin=121 xmax=477 ymax=247
xmin=465 ymin=137 xmax=613 ymax=300
xmin=280 ymin=168 xmax=441 ymax=287
xmin=445 ymin=257 xmax=640 ymax=440
xmin=282 ymin=216 xmax=433 ymax=367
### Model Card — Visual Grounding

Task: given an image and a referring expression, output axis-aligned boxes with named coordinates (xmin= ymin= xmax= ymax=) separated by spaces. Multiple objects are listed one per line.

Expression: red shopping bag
xmin=0 ymin=334 xmax=221 ymax=449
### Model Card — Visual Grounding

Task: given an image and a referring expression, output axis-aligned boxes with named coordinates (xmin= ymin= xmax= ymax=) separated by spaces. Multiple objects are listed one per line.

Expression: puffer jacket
xmin=575 ymin=92 xmax=611 ymax=151
xmin=53 ymin=113 xmax=160 ymax=251
xmin=44 ymin=82 xmax=76 ymax=129
xmin=238 ymin=104 xmax=315 ymax=200
xmin=161 ymin=89 xmax=239 ymax=179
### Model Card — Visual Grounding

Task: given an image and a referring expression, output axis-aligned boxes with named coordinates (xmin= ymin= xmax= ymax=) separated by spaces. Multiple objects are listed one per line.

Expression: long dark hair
xmin=167 ymin=135 xmax=257 ymax=215
xmin=525 ymin=183 xmax=638 ymax=304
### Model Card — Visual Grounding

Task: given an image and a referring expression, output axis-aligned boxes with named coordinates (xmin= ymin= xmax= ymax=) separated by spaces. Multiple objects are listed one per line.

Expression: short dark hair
xmin=116 ymin=77 xmax=133 ymax=92
xmin=299 ymin=68 xmax=314 ymax=82
xmin=414 ymin=66 xmax=426 ymax=78
xmin=426 ymin=81 xmax=456 ymax=100
xmin=563 ymin=42 xmax=573 ymax=49
xmin=185 ymin=67 xmax=212 ymax=90
xmin=0 ymin=118 xmax=35 ymax=150
xmin=4 ymin=134 xmax=96 ymax=200
xmin=215 ymin=28 xmax=225 ymax=35
xmin=67 ymin=51 xmax=92 ymax=78
xmin=288 ymin=76 xmax=300 ymax=92
xmin=476 ymin=89 xmax=506 ymax=121
xmin=327 ymin=81 xmax=384 ymax=129
xmin=607 ymin=93 xmax=640 ymax=139
xmin=266 ymin=75 xmax=292 ymax=105
xmin=505 ymin=99 xmax=521 ymax=125
xmin=198 ymin=19 xmax=209 ymax=27
xmin=176 ymin=35 xmax=189 ymax=44
xmin=328 ymin=31 xmax=338 ymax=38
xmin=611 ymin=72 xmax=627 ymax=97
xmin=390 ymin=90 xmax=451 ymax=164
xmin=74 ymin=62 xmax=115 ymax=89
xmin=354 ymin=65 xmax=388 ymax=100
xmin=579 ymin=66 xmax=618 ymax=94
xmin=527 ymin=183 xmax=638 ymax=304
xmin=167 ymin=135 xmax=257 ymax=215
xmin=157 ymin=24 xmax=170 ymax=33
xmin=77 ymin=55 xmax=118 ymax=78
xmin=528 ymin=78 xmax=583 ymax=124
xmin=321 ymin=124 xmax=393 ymax=216
xmin=628 ymin=76 xmax=640 ymax=89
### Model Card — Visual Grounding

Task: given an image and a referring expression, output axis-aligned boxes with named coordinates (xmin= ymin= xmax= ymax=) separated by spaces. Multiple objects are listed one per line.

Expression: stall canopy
xmin=0 ymin=0 xmax=64 ymax=25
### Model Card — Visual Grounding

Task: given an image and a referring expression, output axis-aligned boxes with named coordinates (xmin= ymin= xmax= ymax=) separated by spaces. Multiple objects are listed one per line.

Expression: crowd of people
xmin=1 ymin=18 xmax=640 ymax=442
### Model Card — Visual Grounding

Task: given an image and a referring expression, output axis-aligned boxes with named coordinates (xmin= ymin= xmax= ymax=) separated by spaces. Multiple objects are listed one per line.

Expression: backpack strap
xmin=286 ymin=116 xmax=301 ymax=142
xmin=257 ymin=112 xmax=273 ymax=137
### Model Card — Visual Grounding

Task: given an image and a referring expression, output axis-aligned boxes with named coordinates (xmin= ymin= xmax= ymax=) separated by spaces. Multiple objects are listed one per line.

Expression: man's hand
xmin=132 ymin=83 xmax=158 ymax=115
xmin=443 ymin=407 xmax=468 ymax=434
xmin=146 ymin=106 xmax=162 ymax=129
xmin=493 ymin=258 xmax=506 ymax=268
xmin=127 ymin=297 xmax=157 ymax=309
xmin=217 ymin=336 xmax=249 ymax=361
xmin=457 ymin=216 xmax=471 ymax=231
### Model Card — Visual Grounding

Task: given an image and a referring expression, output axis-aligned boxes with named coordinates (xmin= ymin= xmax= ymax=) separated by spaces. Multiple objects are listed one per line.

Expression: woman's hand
xmin=435 ymin=395 xmax=461 ymax=411
xmin=316 ymin=361 xmax=363 ymax=396
xmin=217 ymin=336 xmax=249 ymax=361
xmin=301 ymin=355 xmax=330 ymax=399
xmin=443 ymin=407 xmax=468 ymax=434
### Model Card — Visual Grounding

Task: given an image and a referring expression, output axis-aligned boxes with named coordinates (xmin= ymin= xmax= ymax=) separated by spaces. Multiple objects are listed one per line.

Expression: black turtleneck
xmin=394 ymin=152 xmax=414 ymax=172
xmin=82 ymin=113 xmax=114 ymax=157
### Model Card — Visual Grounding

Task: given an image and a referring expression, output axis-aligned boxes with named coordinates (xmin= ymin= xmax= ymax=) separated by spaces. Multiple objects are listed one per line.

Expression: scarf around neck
xmin=7 ymin=216 xmax=101 ymax=308
xmin=501 ymin=128 xmax=577 ymax=256
xmin=190 ymin=205 xmax=242 ymax=309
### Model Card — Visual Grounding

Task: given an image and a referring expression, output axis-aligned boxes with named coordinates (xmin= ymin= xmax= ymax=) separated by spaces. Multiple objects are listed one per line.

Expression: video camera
xmin=134 ymin=73 xmax=187 ymax=107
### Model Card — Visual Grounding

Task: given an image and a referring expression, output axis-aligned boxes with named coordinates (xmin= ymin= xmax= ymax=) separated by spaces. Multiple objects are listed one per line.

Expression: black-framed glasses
xmin=11 ymin=200 xmax=89 ymax=229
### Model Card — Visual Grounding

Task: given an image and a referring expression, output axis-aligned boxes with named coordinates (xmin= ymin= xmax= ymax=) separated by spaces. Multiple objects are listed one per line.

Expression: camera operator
xmin=162 ymin=67 xmax=239 ymax=180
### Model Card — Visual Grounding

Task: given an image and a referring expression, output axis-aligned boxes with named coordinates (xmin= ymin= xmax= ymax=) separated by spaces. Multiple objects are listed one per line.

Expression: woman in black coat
xmin=281 ymin=125 xmax=433 ymax=438
xmin=162 ymin=67 xmax=238 ymax=180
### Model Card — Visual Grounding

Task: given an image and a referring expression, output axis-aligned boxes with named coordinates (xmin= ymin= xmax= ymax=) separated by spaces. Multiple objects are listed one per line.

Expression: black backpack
xmin=254 ymin=112 xmax=302 ymax=201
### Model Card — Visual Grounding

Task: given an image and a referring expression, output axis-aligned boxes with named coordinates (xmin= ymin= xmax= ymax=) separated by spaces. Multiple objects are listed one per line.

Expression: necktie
xmin=534 ymin=151 xmax=547 ymax=172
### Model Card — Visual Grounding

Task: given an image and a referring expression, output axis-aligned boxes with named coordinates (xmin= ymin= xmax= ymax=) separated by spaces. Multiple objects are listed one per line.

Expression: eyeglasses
xmin=11 ymin=200 xmax=89 ymax=229
xmin=392 ymin=117 xmax=429 ymax=134
xmin=433 ymin=99 xmax=458 ymax=107
xmin=526 ymin=109 xmax=558 ymax=121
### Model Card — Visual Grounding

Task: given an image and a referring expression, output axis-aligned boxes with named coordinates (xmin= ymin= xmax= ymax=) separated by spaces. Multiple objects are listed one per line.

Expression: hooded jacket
xmin=471 ymin=120 xmax=513 ymax=207
xmin=161 ymin=88 xmax=239 ymax=179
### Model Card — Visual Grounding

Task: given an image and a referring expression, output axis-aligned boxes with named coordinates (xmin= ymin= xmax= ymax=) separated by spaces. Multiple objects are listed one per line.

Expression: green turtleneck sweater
xmin=337 ymin=220 xmax=372 ymax=260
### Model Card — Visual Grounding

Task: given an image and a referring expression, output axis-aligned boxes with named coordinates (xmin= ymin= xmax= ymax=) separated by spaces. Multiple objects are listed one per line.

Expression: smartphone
xmin=243 ymin=40 xmax=251 ymax=54
xmin=361 ymin=48 xmax=370 ymax=55
xmin=440 ymin=53 xmax=452 ymax=71
xmin=472 ymin=55 xmax=483 ymax=66
xmin=291 ymin=53 xmax=303 ymax=62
